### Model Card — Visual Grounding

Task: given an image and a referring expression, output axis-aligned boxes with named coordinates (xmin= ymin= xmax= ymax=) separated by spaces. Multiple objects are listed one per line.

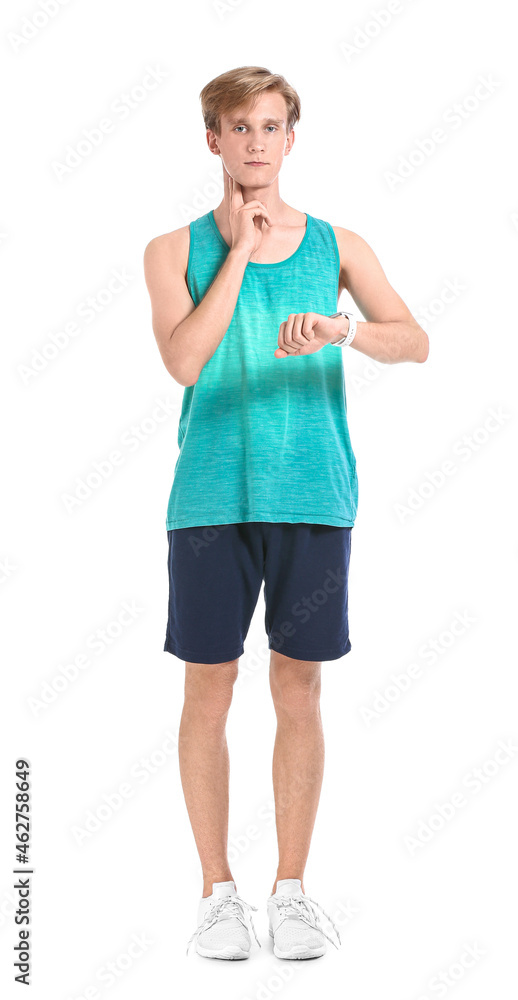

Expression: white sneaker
xmin=186 ymin=880 xmax=261 ymax=960
xmin=267 ymin=878 xmax=341 ymax=959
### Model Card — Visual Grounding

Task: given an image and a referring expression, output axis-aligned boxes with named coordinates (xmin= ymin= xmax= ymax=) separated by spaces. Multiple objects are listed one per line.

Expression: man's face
xmin=209 ymin=91 xmax=294 ymax=189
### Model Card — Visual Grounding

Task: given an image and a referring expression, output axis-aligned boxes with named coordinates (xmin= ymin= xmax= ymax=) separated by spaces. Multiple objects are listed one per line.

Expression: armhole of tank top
xmin=324 ymin=220 xmax=341 ymax=300
xmin=186 ymin=221 xmax=195 ymax=302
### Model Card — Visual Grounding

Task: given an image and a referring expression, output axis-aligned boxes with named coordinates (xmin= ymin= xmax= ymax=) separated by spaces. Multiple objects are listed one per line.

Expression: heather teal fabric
xmin=165 ymin=209 xmax=358 ymax=529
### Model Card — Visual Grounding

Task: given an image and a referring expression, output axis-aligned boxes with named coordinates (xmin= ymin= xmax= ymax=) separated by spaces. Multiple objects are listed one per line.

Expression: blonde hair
xmin=200 ymin=65 xmax=301 ymax=137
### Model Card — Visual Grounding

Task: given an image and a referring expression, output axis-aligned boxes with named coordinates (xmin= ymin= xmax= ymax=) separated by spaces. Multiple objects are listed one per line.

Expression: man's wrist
xmin=329 ymin=310 xmax=358 ymax=347
xmin=227 ymin=245 xmax=251 ymax=267
xmin=330 ymin=314 xmax=350 ymax=344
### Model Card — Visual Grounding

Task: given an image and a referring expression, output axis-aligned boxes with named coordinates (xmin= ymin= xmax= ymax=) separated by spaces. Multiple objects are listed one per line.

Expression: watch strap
xmin=329 ymin=311 xmax=357 ymax=347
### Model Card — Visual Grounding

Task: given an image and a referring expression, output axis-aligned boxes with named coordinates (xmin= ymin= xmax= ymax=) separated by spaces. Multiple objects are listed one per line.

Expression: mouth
xmin=245 ymin=161 xmax=267 ymax=166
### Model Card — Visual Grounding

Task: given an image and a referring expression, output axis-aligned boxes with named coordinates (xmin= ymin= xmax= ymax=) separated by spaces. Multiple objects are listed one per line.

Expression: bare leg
xmin=268 ymin=652 xmax=324 ymax=896
xmin=178 ymin=659 xmax=239 ymax=898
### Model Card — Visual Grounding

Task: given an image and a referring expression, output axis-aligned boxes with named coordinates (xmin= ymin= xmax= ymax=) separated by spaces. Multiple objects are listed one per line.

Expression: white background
xmin=1 ymin=0 xmax=517 ymax=997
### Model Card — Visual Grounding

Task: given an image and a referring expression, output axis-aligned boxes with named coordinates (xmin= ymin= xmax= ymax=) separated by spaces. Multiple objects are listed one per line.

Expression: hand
xmin=223 ymin=165 xmax=272 ymax=260
xmin=274 ymin=312 xmax=349 ymax=358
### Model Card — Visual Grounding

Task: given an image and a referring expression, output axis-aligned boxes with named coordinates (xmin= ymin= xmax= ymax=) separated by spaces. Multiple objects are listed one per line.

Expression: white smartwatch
xmin=329 ymin=310 xmax=357 ymax=347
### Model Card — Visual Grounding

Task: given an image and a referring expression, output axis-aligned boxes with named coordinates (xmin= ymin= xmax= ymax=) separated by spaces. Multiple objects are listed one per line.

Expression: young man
xmin=144 ymin=66 xmax=429 ymax=962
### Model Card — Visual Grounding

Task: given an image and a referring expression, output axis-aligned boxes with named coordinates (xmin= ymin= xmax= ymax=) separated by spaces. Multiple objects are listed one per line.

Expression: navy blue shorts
xmin=163 ymin=521 xmax=352 ymax=664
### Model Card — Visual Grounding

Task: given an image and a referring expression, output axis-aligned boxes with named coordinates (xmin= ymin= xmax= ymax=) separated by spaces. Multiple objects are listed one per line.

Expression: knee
xmin=270 ymin=659 xmax=321 ymax=719
xmin=184 ymin=660 xmax=239 ymax=723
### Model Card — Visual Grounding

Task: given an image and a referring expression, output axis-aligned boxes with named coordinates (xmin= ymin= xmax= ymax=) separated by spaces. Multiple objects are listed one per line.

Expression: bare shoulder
xmin=330 ymin=224 xmax=374 ymax=259
xmin=330 ymin=224 xmax=382 ymax=293
xmin=143 ymin=224 xmax=190 ymax=278
xmin=330 ymin=224 xmax=418 ymax=324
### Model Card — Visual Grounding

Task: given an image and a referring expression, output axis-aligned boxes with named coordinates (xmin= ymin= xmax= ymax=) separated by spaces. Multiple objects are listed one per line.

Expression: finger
xmin=291 ymin=313 xmax=310 ymax=346
xmin=278 ymin=317 xmax=301 ymax=355
xmin=231 ymin=174 xmax=244 ymax=208
xmin=286 ymin=314 xmax=304 ymax=352
xmin=284 ymin=314 xmax=296 ymax=348
xmin=300 ymin=313 xmax=316 ymax=343
xmin=253 ymin=209 xmax=272 ymax=230
xmin=244 ymin=204 xmax=272 ymax=227
xmin=223 ymin=165 xmax=233 ymax=197
xmin=254 ymin=204 xmax=273 ymax=227
xmin=259 ymin=207 xmax=273 ymax=227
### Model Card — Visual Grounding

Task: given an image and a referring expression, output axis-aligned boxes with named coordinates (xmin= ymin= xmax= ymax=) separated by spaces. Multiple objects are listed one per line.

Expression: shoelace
xmin=186 ymin=893 xmax=262 ymax=956
xmin=270 ymin=893 xmax=342 ymax=950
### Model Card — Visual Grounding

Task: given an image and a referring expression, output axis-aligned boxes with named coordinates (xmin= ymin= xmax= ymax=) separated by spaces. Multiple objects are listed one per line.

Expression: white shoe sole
xmin=195 ymin=943 xmax=250 ymax=960
xmin=269 ymin=928 xmax=326 ymax=959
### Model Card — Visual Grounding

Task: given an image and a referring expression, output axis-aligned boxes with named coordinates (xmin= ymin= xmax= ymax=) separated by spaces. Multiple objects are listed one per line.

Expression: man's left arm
xmin=333 ymin=226 xmax=429 ymax=364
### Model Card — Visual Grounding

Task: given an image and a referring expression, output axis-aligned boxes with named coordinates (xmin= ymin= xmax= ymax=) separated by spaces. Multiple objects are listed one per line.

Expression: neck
xmin=215 ymin=182 xmax=286 ymax=225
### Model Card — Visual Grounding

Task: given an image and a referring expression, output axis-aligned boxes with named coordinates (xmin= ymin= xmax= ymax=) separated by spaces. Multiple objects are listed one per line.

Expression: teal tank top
xmin=165 ymin=208 xmax=358 ymax=530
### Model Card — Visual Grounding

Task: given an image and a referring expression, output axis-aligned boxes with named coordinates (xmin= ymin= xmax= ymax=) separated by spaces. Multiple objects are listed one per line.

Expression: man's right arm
xmin=143 ymin=227 xmax=250 ymax=387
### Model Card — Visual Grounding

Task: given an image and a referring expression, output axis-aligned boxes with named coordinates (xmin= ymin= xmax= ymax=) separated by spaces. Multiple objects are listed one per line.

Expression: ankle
xmin=202 ymin=871 xmax=234 ymax=897
xmin=271 ymin=874 xmax=305 ymax=896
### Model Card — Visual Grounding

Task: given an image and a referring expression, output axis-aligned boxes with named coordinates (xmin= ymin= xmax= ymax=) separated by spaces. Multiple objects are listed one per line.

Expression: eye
xmin=233 ymin=125 xmax=277 ymax=133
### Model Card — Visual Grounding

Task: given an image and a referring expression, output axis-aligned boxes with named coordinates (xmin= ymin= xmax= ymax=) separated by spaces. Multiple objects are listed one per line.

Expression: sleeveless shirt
xmin=165 ymin=209 xmax=358 ymax=529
